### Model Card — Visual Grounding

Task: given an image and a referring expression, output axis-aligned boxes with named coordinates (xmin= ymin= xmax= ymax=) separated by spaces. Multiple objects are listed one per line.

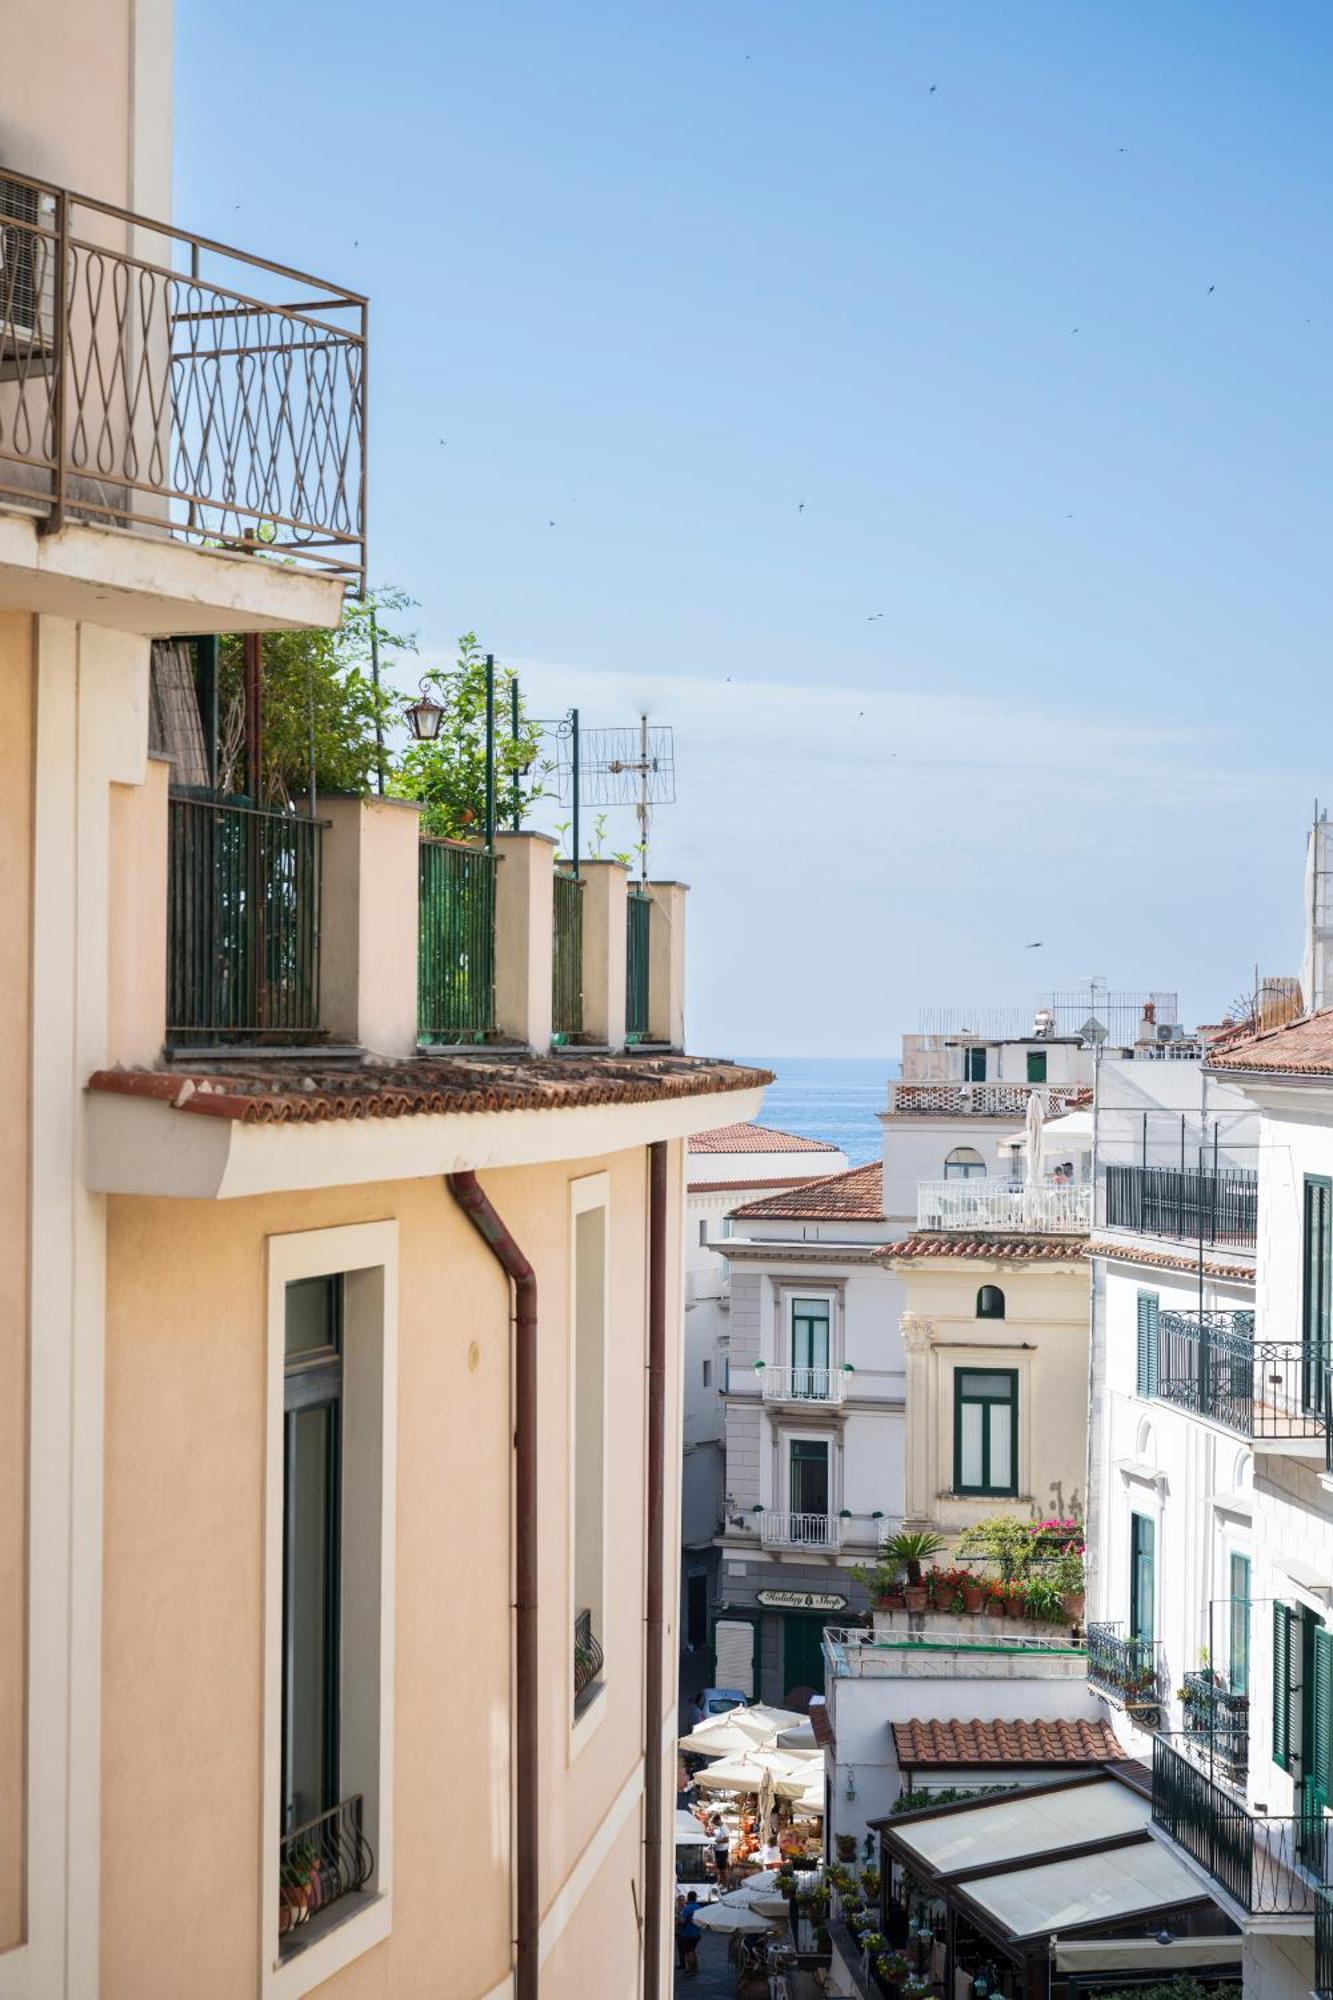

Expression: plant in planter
xmin=861 ymin=1931 xmax=887 ymax=1956
xmin=861 ymin=1866 xmax=882 ymax=1897
xmin=1022 ymin=1576 xmax=1066 ymax=1624
xmin=882 ymin=1530 xmax=945 ymax=1609
xmin=836 ymin=1832 xmax=859 ymax=1863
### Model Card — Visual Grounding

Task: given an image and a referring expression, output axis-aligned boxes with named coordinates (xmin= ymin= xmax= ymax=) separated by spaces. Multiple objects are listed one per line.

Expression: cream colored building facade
xmin=0 ymin=10 xmax=765 ymax=1998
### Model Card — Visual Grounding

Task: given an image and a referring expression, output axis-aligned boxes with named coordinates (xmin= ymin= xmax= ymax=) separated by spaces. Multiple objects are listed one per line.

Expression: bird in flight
xmin=1207 ymin=284 xmax=1215 ymax=294
xmin=798 ymin=500 xmax=805 ymax=513
xmin=929 ymin=83 xmax=937 ymax=93
xmin=867 ymin=611 xmax=884 ymax=621
xmin=1026 ymin=942 xmax=1044 ymax=949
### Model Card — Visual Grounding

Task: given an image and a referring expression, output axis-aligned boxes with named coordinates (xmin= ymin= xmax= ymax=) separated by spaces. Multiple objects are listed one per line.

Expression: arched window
xmin=976 ymin=1285 xmax=1006 ymax=1320
xmin=944 ymin=1147 xmax=987 ymax=1181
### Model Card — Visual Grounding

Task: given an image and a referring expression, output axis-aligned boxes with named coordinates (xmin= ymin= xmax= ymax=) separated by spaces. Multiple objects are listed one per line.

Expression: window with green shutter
xmin=1274 ymin=1601 xmax=1295 ymax=1773
xmin=1129 ymin=1512 xmax=1155 ymax=1645
xmin=1229 ymin=1553 xmax=1250 ymax=1697
xmin=1026 ymin=1050 xmax=1047 ymax=1083
xmin=1311 ymin=1626 xmax=1333 ymax=1813
xmin=1136 ymin=1291 xmax=1160 ymax=1398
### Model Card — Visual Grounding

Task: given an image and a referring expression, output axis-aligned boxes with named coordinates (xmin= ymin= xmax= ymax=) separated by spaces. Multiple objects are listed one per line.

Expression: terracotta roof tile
xmin=732 ymin=1162 xmax=884 ymax=1221
xmin=86 ymin=1054 xmax=772 ymax=1126
xmin=690 ymin=1122 xmax=839 ymax=1155
xmin=891 ymin=1717 xmax=1123 ymax=1767
xmin=687 ymin=1176 xmax=815 ymax=1194
xmin=1207 ymin=1009 xmax=1333 ymax=1077
xmin=879 ymin=1233 xmax=1087 ymax=1264
xmin=1089 ymin=1238 xmax=1254 ymax=1283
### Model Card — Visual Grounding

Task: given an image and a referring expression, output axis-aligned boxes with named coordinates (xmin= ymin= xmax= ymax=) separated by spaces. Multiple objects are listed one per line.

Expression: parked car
xmin=697 ymin=1686 xmax=749 ymax=1718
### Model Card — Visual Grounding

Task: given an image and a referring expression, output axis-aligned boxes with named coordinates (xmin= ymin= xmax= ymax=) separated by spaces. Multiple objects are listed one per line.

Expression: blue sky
xmin=176 ymin=2 xmax=1333 ymax=1055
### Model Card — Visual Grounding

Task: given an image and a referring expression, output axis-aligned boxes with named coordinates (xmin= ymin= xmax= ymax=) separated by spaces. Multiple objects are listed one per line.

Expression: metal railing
xmin=1317 ymin=1885 xmax=1333 ymax=2000
xmin=1104 ymin=1164 xmax=1258 ymax=1247
xmin=1154 ymin=1310 xmax=1327 ymax=1445
xmin=417 ymin=838 xmax=497 ymax=1043
xmin=1152 ymin=1732 xmax=1320 ymax=1914
xmin=1086 ymin=1621 xmax=1166 ymax=1717
xmin=278 ymin=1794 xmax=373 ymax=1949
xmin=625 ymin=886 xmax=651 ymax=1041
xmin=760 ymin=1512 xmax=842 ymax=1550
xmin=552 ymin=869 xmax=584 ymax=1040
xmin=760 ymin=1366 xmax=847 ymax=1405
xmin=574 ymin=1607 xmax=603 ymax=1717
xmin=0 ymin=166 xmax=365 ymax=585
xmin=166 ymin=792 xmax=323 ymax=1040
xmin=824 ymin=1625 xmax=1086 ymax=1678
xmin=1181 ymin=1671 xmax=1249 ymax=1789
xmin=887 ymin=1080 xmax=1083 ymax=1118
xmin=916 ymin=1179 xmax=1092 ymax=1233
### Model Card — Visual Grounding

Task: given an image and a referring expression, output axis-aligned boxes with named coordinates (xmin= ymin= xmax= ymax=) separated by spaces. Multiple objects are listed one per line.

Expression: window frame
xmin=1129 ymin=1509 xmax=1156 ymax=1646
xmin=263 ymin=1221 xmax=397 ymax=2000
xmin=1229 ymin=1551 xmax=1251 ymax=1697
xmin=1135 ymin=1289 xmax=1160 ymax=1398
xmin=282 ymin=1275 xmax=345 ymax=1835
xmin=963 ymin=1046 xmax=988 ymax=1083
xmin=944 ymin=1146 xmax=987 ymax=1181
xmin=1026 ymin=1050 xmax=1048 ymax=1084
xmin=952 ymin=1367 xmax=1019 ymax=1497
xmin=976 ymin=1285 xmax=1006 ymax=1321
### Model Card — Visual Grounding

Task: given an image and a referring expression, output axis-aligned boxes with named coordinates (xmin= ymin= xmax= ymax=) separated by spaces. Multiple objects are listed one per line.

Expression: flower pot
xmin=984 ymin=1596 xmax=1004 ymax=1618
xmin=1062 ymin=1590 xmax=1085 ymax=1621
xmin=875 ymin=1593 xmax=907 ymax=1611
xmin=903 ymin=1586 xmax=928 ymax=1612
xmin=961 ymin=1581 xmax=986 ymax=1613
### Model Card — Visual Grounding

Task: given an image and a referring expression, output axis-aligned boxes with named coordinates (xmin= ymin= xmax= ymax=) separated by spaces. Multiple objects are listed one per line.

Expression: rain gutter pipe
xmin=447 ymin=1172 xmax=539 ymax=2000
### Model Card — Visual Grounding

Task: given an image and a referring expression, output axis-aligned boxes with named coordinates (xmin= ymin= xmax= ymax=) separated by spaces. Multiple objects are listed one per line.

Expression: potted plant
xmin=961 ymin=1572 xmax=987 ymax=1614
xmin=877 ymin=1950 xmax=911 ymax=1998
xmin=882 ymin=1530 xmax=945 ymax=1611
xmin=836 ymin=1832 xmax=859 ymax=1863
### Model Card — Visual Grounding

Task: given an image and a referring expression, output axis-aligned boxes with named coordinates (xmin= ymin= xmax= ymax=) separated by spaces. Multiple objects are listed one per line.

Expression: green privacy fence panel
xmin=418 ymin=839 xmax=498 ymax=1042
xmin=552 ymin=870 xmax=584 ymax=1040
xmin=167 ymin=792 xmax=323 ymax=1040
xmin=625 ymin=888 xmax=651 ymax=1040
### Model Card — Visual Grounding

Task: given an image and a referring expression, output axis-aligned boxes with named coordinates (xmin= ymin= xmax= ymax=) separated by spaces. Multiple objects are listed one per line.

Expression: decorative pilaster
xmin=901 ymin=1314 xmax=936 ymax=1526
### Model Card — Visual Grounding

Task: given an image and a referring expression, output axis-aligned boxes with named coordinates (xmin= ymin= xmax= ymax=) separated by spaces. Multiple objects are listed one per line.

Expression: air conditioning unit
xmin=0 ymin=175 xmax=57 ymax=381
xmin=1155 ymin=1022 xmax=1184 ymax=1044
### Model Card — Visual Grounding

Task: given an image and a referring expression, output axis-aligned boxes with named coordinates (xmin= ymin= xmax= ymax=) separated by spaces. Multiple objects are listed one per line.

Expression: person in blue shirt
xmin=676 ymin=1890 xmax=702 ymax=1978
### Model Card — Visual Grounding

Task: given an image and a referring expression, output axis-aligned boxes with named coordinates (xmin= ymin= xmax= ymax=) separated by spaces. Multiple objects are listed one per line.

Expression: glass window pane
xmin=988 ymin=1403 xmax=1013 ymax=1490
xmin=284 ymin=1402 xmax=337 ymax=1828
xmin=960 ymin=1403 xmax=983 ymax=1486
xmin=959 ymin=1370 xmax=1008 ymax=1400
xmin=286 ymin=1275 xmax=340 ymax=1359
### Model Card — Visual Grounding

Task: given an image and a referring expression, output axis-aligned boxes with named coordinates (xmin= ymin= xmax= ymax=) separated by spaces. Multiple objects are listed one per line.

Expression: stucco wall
xmin=100 ymin=1143 xmax=680 ymax=2000
xmin=0 ymin=612 xmax=33 ymax=1954
xmin=0 ymin=0 xmax=172 ymax=213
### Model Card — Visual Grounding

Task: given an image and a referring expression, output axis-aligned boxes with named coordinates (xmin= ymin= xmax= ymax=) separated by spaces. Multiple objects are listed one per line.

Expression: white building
xmin=681 ymin=1123 xmax=846 ymax=1660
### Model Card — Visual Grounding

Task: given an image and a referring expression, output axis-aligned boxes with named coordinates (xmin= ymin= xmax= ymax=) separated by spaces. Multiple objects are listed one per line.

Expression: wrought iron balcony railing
xmin=1317 ymin=1884 xmax=1333 ymax=2000
xmin=574 ymin=1607 xmax=603 ymax=1717
xmin=625 ymin=886 xmax=651 ymax=1042
xmin=0 ymin=166 xmax=365 ymax=585
xmin=1086 ymin=1621 xmax=1166 ymax=1719
xmin=1153 ymin=1309 xmax=1328 ymax=1448
xmin=760 ymin=1511 xmax=842 ymax=1551
xmin=417 ymin=838 xmax=498 ymax=1044
xmin=166 ymin=793 xmax=324 ymax=1042
xmin=1104 ymin=1163 xmax=1258 ymax=1247
xmin=916 ymin=1178 xmax=1092 ymax=1234
xmin=760 ymin=1366 xmax=847 ymax=1405
xmin=279 ymin=1793 xmax=374 ymax=1951
xmin=1180 ymin=1670 xmax=1249 ymax=1789
xmin=1152 ymin=1732 xmax=1321 ymax=1915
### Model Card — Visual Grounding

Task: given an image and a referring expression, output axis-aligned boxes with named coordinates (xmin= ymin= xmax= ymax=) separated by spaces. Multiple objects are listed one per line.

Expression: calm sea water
xmin=740 ymin=1055 xmax=897 ymax=1167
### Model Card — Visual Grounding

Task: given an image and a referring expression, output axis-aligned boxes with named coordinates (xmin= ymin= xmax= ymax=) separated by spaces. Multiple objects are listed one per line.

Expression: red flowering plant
xmin=923 ymin=1566 xmax=971 ymax=1610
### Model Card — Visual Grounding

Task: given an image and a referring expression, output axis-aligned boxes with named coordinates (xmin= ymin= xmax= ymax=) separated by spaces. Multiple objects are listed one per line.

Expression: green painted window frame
xmin=790 ymin=1295 xmax=832 ymax=1373
xmin=964 ymin=1046 xmax=988 ymax=1082
xmin=1273 ymin=1600 xmax=1297 ymax=1773
xmin=1229 ymin=1552 xmax=1251 ymax=1696
xmin=1026 ymin=1050 xmax=1048 ymax=1083
xmin=1303 ymin=1175 xmax=1332 ymax=1416
xmin=953 ymin=1367 xmax=1019 ymax=1497
xmin=1129 ymin=1510 xmax=1156 ymax=1646
xmin=1135 ymin=1290 xmax=1160 ymax=1398
xmin=281 ymin=1274 xmax=345 ymax=1834
xmin=976 ymin=1284 xmax=1006 ymax=1320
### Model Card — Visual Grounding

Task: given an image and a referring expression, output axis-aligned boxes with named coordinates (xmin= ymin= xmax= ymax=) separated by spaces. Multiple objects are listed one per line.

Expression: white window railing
xmin=760 ymin=1512 xmax=842 ymax=1550
xmin=915 ymin=1180 xmax=1093 ymax=1233
xmin=761 ymin=1366 xmax=847 ymax=1404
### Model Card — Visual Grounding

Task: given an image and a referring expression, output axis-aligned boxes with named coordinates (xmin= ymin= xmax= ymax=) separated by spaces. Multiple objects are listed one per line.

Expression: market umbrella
xmin=693 ymin=1901 xmax=781 ymax=1935
xmin=774 ymin=1719 xmax=817 ymax=1750
xmin=679 ymin=1717 xmax=765 ymax=1758
xmin=722 ymin=1871 xmax=784 ymax=1898
xmin=693 ymin=1752 xmax=774 ymax=1793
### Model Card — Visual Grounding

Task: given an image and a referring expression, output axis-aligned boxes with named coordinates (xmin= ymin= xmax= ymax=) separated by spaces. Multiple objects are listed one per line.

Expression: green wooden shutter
xmin=1274 ymin=1602 xmax=1292 ymax=1772
xmin=1136 ymin=1291 xmax=1160 ymax=1398
xmin=1312 ymin=1626 xmax=1333 ymax=1810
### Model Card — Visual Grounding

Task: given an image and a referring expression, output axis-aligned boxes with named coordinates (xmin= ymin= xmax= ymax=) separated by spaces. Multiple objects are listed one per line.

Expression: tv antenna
xmin=577 ymin=717 xmax=675 ymax=880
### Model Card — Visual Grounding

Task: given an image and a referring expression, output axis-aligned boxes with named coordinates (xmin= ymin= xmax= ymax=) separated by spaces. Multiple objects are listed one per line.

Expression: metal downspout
xmin=447 ymin=1172 xmax=539 ymax=2000
xmin=644 ymin=1141 xmax=668 ymax=2000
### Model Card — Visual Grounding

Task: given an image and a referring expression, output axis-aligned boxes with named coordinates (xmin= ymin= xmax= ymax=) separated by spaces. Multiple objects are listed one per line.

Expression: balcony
xmin=760 ymin=1365 xmax=847 ymax=1406
xmin=887 ymin=1080 xmax=1083 ymax=1118
xmin=573 ymin=1607 xmax=604 ymax=1717
xmin=1086 ymin=1621 xmax=1166 ymax=1722
xmin=760 ymin=1511 xmax=842 ymax=1551
xmin=279 ymin=1794 xmax=374 ymax=1952
xmin=1180 ymin=1670 xmax=1249 ymax=1789
xmin=1104 ymin=1164 xmax=1257 ymax=1248
xmin=1152 ymin=1732 xmax=1321 ymax=1916
xmin=1152 ymin=1309 xmax=1327 ymax=1455
xmin=916 ymin=1178 xmax=1092 ymax=1233
xmin=0 ymin=166 xmax=365 ymax=586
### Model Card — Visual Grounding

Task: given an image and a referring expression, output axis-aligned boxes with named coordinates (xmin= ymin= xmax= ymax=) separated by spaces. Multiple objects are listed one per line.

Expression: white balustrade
xmin=888 ymin=1081 xmax=1082 ymax=1118
xmin=760 ymin=1511 xmax=842 ymax=1550
xmin=760 ymin=1365 xmax=847 ymax=1405
xmin=915 ymin=1179 xmax=1093 ymax=1233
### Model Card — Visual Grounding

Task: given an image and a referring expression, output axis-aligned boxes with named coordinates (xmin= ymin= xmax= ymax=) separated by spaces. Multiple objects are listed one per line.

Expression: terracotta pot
xmin=961 ymin=1581 xmax=986 ymax=1613
xmin=984 ymin=1596 xmax=1004 ymax=1618
xmin=903 ymin=1585 xmax=929 ymax=1612
xmin=1062 ymin=1590 xmax=1086 ymax=1620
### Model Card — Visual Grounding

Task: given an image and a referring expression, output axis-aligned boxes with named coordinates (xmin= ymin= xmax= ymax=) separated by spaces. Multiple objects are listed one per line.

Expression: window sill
xmin=268 ymin=1889 xmax=390 ymax=2000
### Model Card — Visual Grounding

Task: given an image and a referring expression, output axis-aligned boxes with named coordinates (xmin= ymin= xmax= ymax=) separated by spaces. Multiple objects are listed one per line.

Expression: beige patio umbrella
xmin=693 ymin=1901 xmax=780 ymax=1935
xmin=678 ymin=1716 xmax=765 ymax=1758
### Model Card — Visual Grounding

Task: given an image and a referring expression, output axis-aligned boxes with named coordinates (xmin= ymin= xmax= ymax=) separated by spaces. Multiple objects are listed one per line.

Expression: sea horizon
xmin=739 ymin=1054 xmax=899 ymax=1167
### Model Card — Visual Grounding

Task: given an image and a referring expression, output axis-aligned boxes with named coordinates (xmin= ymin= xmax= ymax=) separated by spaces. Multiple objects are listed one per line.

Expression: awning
xmin=1054 ymin=1938 xmax=1241 ymax=1973
xmin=964 ymin=1836 xmax=1209 ymax=1940
xmin=887 ymin=1777 xmax=1149 ymax=1876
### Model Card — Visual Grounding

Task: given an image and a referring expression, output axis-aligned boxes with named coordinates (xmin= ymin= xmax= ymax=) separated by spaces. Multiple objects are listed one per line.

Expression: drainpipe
xmin=447 ymin=1172 xmax=539 ymax=2000
xmin=644 ymin=1141 xmax=668 ymax=2000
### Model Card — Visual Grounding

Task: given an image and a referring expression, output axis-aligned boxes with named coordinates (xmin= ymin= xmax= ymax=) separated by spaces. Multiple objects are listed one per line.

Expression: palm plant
xmin=882 ymin=1529 xmax=945 ymax=1585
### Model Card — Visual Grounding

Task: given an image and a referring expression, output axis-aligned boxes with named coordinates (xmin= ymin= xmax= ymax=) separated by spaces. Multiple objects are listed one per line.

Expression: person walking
xmin=677 ymin=1890 xmax=702 ymax=1978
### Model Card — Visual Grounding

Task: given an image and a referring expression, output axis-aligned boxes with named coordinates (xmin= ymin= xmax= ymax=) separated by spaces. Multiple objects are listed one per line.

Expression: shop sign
xmin=756 ymin=1589 xmax=847 ymax=1612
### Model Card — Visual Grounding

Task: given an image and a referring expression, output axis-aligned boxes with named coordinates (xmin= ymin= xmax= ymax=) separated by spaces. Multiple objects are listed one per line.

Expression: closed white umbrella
xmin=1022 ymin=1089 xmax=1046 ymax=1226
